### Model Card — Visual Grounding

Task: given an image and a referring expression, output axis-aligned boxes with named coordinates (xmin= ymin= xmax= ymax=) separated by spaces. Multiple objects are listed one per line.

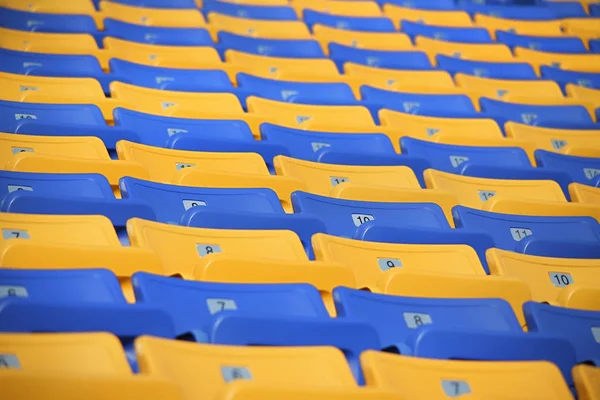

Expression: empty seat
xmin=415 ymin=37 xmax=514 ymax=64
xmin=303 ymin=10 xmax=394 ymax=32
xmin=570 ymin=183 xmax=600 ymax=204
xmin=225 ymin=50 xmax=339 ymax=78
xmin=312 ymin=233 xmax=485 ymax=290
xmin=334 ymin=287 xmax=521 ymax=349
xmin=329 ymin=43 xmax=431 ymax=71
xmin=497 ymin=31 xmax=587 ymax=54
xmin=135 ymin=336 xmax=356 ymax=400
xmin=437 ymin=55 xmax=537 ymax=80
xmin=312 ymin=25 xmax=413 ymax=53
xmin=361 ymin=351 xmax=572 ymax=399
xmin=217 ymin=32 xmax=324 ymax=58
xmin=567 ymin=84 xmax=600 ymax=107
xmin=425 ymin=169 xmax=566 ymax=209
xmin=292 ymin=0 xmax=382 ymax=17
xmin=0 ymin=26 xmax=99 ymax=54
xmin=99 ymin=1 xmax=205 ymax=27
xmin=127 ymin=218 xmax=309 ymax=277
xmin=292 ymin=192 xmax=449 ymax=238
xmin=217 ymin=383 xmax=405 ymax=400
xmin=103 ymin=19 xmax=212 ymax=46
xmin=542 ymin=66 xmax=600 ymax=91
xmin=0 ymin=71 xmax=105 ymax=102
xmin=474 ymin=14 xmax=563 ymax=39
xmin=0 ymin=332 xmax=132 ymax=374
xmin=557 ymin=284 xmax=600 ymax=311
xmin=119 ymin=177 xmax=284 ymax=224
xmin=202 ymin=2 xmax=297 ymax=20
xmin=461 ymin=3 xmax=558 ymax=20
xmin=573 ymin=365 xmax=600 ymax=400
xmin=506 ymin=123 xmax=600 ymax=154
xmin=401 ymin=21 xmax=492 ymax=44
xmin=102 ymin=0 xmax=196 ymax=8
xmin=349 ymin=63 xmax=455 ymax=91
xmin=524 ymin=302 xmax=600 ymax=364
xmin=116 ymin=141 xmax=268 ymax=183
xmin=0 ymin=7 xmax=97 ymax=34
xmin=0 ymin=0 xmax=96 ymax=14
xmin=515 ymin=47 xmax=600 ymax=73
xmin=208 ymin=13 xmax=311 ymax=39
xmin=456 ymin=74 xmax=564 ymax=102
xmin=536 ymin=150 xmax=600 ymax=185
xmin=383 ymin=5 xmax=473 ymax=29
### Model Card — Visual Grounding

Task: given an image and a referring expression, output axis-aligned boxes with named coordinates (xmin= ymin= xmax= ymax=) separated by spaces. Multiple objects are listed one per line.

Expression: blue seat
xmin=591 ymin=39 xmax=600 ymax=53
xmin=437 ymin=55 xmax=537 ymax=80
xmin=0 ymin=7 xmax=97 ymax=33
xmin=496 ymin=31 xmax=587 ymax=54
xmin=103 ymin=19 xmax=213 ymax=46
xmin=356 ymin=224 xmax=495 ymax=273
xmin=406 ymin=326 xmax=578 ymax=387
xmin=480 ymin=97 xmax=597 ymax=129
xmin=524 ymin=302 xmax=600 ymax=365
xmin=291 ymin=191 xmax=450 ymax=238
xmin=119 ymin=177 xmax=284 ymax=224
xmin=181 ymin=209 xmax=327 ymax=259
xmin=401 ymin=21 xmax=493 ymax=43
xmin=0 ymin=268 xmax=127 ymax=304
xmin=362 ymin=86 xmax=477 ymax=117
xmin=260 ymin=123 xmax=395 ymax=162
xmin=303 ymin=10 xmax=395 ymax=32
xmin=458 ymin=3 xmax=557 ymax=20
xmin=536 ymin=150 xmax=600 ymax=185
xmin=591 ymin=3 xmax=600 ymax=16
xmin=108 ymin=0 xmax=196 ymax=8
xmin=453 ymin=206 xmax=600 ymax=258
xmin=333 ymin=287 xmax=522 ymax=349
xmin=217 ymin=32 xmax=324 ymax=58
xmin=329 ymin=43 xmax=432 ymax=71
xmin=541 ymin=66 xmax=600 ymax=91
xmin=109 ymin=59 xmax=233 ymax=92
xmin=113 ymin=108 xmax=254 ymax=148
xmin=545 ymin=1 xmax=587 ymax=18
xmin=378 ymin=0 xmax=456 ymax=10
xmin=519 ymin=239 xmax=600 ymax=259
xmin=202 ymin=1 xmax=298 ymax=20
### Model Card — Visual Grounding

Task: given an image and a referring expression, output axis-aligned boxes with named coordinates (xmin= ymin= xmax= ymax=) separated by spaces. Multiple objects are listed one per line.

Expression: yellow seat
xmin=197 ymin=0 xmax=288 ymax=5
xmin=312 ymin=234 xmax=485 ymax=291
xmin=475 ymin=14 xmax=563 ymax=39
xmin=208 ymin=13 xmax=312 ymax=40
xmin=424 ymin=169 xmax=565 ymax=209
xmin=127 ymin=218 xmax=309 ymax=278
xmin=136 ymin=337 xmax=356 ymax=400
xmin=566 ymin=147 xmax=600 ymax=158
xmin=569 ymin=183 xmax=600 ymax=204
xmin=379 ymin=270 xmax=531 ymax=328
xmin=487 ymin=249 xmax=600 ymax=304
xmin=556 ymin=284 xmax=600 ymax=311
xmin=225 ymin=50 xmax=340 ymax=78
xmin=573 ymin=365 xmax=600 ymax=400
xmin=97 ymin=1 xmax=205 ymax=28
xmin=0 ymin=332 xmax=131 ymax=374
xmin=274 ymin=155 xmax=420 ymax=196
xmin=383 ymin=5 xmax=473 ymax=30
xmin=505 ymin=122 xmax=600 ymax=154
xmin=345 ymin=63 xmax=456 ymax=92
xmin=500 ymin=95 xmax=597 ymax=122
xmin=562 ymin=18 xmax=600 ymax=39
xmin=247 ymin=96 xmax=375 ymax=128
xmin=173 ymin=169 xmax=306 ymax=213
xmin=416 ymin=36 xmax=514 ymax=64
xmin=0 ymin=0 xmax=96 ymax=14
xmin=455 ymin=74 xmax=564 ymax=103
xmin=0 ymin=372 xmax=182 ymax=400
xmin=312 ymin=25 xmax=413 ymax=54
xmin=195 ymin=255 xmax=355 ymax=316
xmin=109 ymin=81 xmax=243 ymax=117
xmin=331 ymin=184 xmax=458 ymax=227
xmin=379 ymin=109 xmax=503 ymax=141
xmin=0 ymin=71 xmax=105 ymax=102
xmin=292 ymin=0 xmax=382 ymax=17
xmin=0 ymin=27 xmax=98 ymax=53
xmin=116 ymin=141 xmax=268 ymax=183
xmin=217 ymin=382 xmax=405 ymax=400
xmin=515 ymin=47 xmax=600 ymax=74
xmin=567 ymin=84 xmax=600 ymax=107
xmin=361 ymin=351 xmax=573 ymax=399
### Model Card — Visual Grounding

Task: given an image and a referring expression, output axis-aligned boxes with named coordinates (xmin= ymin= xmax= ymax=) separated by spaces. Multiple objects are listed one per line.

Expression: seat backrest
xmin=415 ymin=36 xmax=514 ymax=63
xmin=103 ymin=19 xmax=212 ymax=46
xmin=313 ymin=25 xmax=413 ymax=52
xmin=474 ymin=14 xmax=563 ymax=38
xmin=293 ymin=0 xmax=382 ymax=17
xmin=0 ymin=71 xmax=104 ymax=102
xmin=506 ymin=123 xmax=600 ymax=153
xmin=0 ymin=27 xmax=98 ymax=53
xmin=455 ymin=74 xmax=563 ymax=102
xmin=208 ymin=13 xmax=312 ymax=39
xmin=99 ymin=1 xmax=206 ymax=27
xmin=225 ymin=50 xmax=339 ymax=77
xmin=216 ymin=383 xmax=405 ymax=400
xmin=347 ymin=63 xmax=455 ymax=90
xmin=384 ymin=5 xmax=473 ymax=28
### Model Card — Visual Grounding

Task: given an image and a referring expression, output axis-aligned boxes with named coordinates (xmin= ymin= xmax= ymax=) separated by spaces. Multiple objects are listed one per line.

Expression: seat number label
xmin=207 ymin=298 xmax=237 ymax=314
xmin=377 ymin=258 xmax=402 ymax=272
xmin=403 ymin=312 xmax=432 ymax=328
xmin=2 ymin=229 xmax=29 ymax=239
xmin=0 ymin=286 xmax=28 ymax=298
xmin=549 ymin=272 xmax=573 ymax=288
xmin=221 ymin=366 xmax=252 ymax=382
xmin=196 ymin=244 xmax=222 ymax=257
xmin=510 ymin=228 xmax=532 ymax=241
xmin=183 ymin=200 xmax=206 ymax=210
xmin=352 ymin=213 xmax=374 ymax=227
xmin=441 ymin=380 xmax=471 ymax=397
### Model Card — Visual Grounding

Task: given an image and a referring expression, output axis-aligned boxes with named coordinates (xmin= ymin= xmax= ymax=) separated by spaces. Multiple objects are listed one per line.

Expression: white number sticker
xmin=403 ymin=312 xmax=432 ymax=329
xmin=549 ymin=272 xmax=573 ymax=288
xmin=441 ymin=380 xmax=471 ymax=397
xmin=0 ymin=286 xmax=28 ymax=299
xmin=351 ymin=213 xmax=374 ymax=227
xmin=510 ymin=228 xmax=533 ymax=242
xmin=7 ymin=185 xmax=33 ymax=193
xmin=175 ymin=163 xmax=196 ymax=171
xmin=311 ymin=142 xmax=331 ymax=152
xmin=11 ymin=147 xmax=33 ymax=155
xmin=183 ymin=200 xmax=207 ymax=210
xmin=206 ymin=298 xmax=237 ymax=314
xmin=330 ymin=176 xmax=350 ymax=187
xmin=584 ymin=168 xmax=600 ymax=180
xmin=14 ymin=113 xmax=37 ymax=120
xmin=167 ymin=128 xmax=188 ymax=137
xmin=478 ymin=190 xmax=496 ymax=202
xmin=221 ymin=366 xmax=252 ymax=382
xmin=196 ymin=244 xmax=222 ymax=257
xmin=551 ymin=139 xmax=568 ymax=150
xmin=377 ymin=258 xmax=402 ymax=272
xmin=592 ymin=327 xmax=600 ymax=344
xmin=449 ymin=155 xmax=469 ymax=168
xmin=0 ymin=354 xmax=20 ymax=368
xmin=2 ymin=229 xmax=29 ymax=240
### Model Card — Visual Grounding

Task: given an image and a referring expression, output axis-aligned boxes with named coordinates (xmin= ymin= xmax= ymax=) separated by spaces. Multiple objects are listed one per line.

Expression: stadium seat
xmin=102 ymin=0 xmax=196 ymax=9
xmin=436 ymin=55 xmax=537 ymax=80
xmin=561 ymin=17 xmax=600 ymax=41
xmin=103 ymin=19 xmax=212 ymax=46
xmin=360 ymin=351 xmax=573 ymax=399
xmin=542 ymin=66 xmax=600 ymax=91
xmin=0 ymin=7 xmax=97 ymax=33
xmin=135 ymin=336 xmax=356 ymax=399
xmin=292 ymin=0 xmax=382 ymax=17
xmin=460 ymin=3 xmax=558 ymax=20
xmin=348 ymin=63 xmax=456 ymax=91
xmin=312 ymin=233 xmax=485 ymax=290
xmin=207 ymin=13 xmax=312 ymax=40
xmin=127 ymin=218 xmax=309 ymax=278
xmin=515 ymin=47 xmax=600 ymax=74
xmin=488 ymin=249 xmax=600 ymax=303
xmin=0 ymin=71 xmax=105 ymax=102
xmin=363 ymin=88 xmax=475 ymax=117
xmin=425 ymin=169 xmax=566 ymax=209
xmin=328 ymin=43 xmax=431 ymax=71
xmin=217 ymin=32 xmax=324 ymax=58
xmin=383 ymin=5 xmax=473 ymax=29
xmin=567 ymin=84 xmax=600 ymax=107
xmin=524 ymin=301 xmax=600 ymax=364
xmin=401 ymin=21 xmax=492 ymax=44
xmin=415 ymin=37 xmax=514 ymax=64
xmin=573 ymin=365 xmax=600 ymax=400
xmin=0 ymin=0 xmax=96 ymax=14
xmin=202 ymin=2 xmax=297 ymax=21
xmin=334 ymin=287 xmax=521 ymax=349
xmin=570 ymin=183 xmax=600 ymax=204
xmin=99 ymin=1 xmax=205 ymax=27
xmin=0 ymin=332 xmax=132 ymax=373
xmin=506 ymin=123 xmax=600 ymax=154
xmin=225 ymin=50 xmax=340 ymax=78
xmin=116 ymin=141 xmax=268 ymax=183
xmin=536 ymin=150 xmax=600 ymax=185
xmin=497 ymin=31 xmax=587 ymax=54
xmin=303 ymin=10 xmax=394 ymax=32
xmin=312 ymin=25 xmax=413 ymax=53
xmin=0 ymin=26 xmax=99 ymax=55
xmin=216 ymin=383 xmax=405 ymax=400
xmin=557 ymin=284 xmax=600 ymax=311
xmin=455 ymin=74 xmax=564 ymax=102
xmin=474 ymin=14 xmax=563 ymax=39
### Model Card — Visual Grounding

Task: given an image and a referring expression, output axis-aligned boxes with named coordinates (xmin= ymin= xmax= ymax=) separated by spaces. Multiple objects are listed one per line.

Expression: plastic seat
xmin=460 ymin=3 xmax=558 ymax=20
xmin=334 ymin=287 xmax=521 ymax=349
xmin=348 ymin=63 xmax=454 ymax=91
xmin=573 ymin=365 xmax=600 ymax=400
xmin=383 ymin=5 xmax=473 ymax=29
xmin=291 ymin=0 xmax=382 ymax=17
xmin=542 ymin=66 xmax=600 ymax=91
xmin=275 ymin=156 xmax=419 ymax=196
xmin=103 ymin=19 xmax=212 ymax=46
xmin=292 ymin=191 xmax=450 ymax=238
xmin=561 ymin=17 xmax=600 ymax=40
xmin=312 ymin=25 xmax=413 ymax=53
xmin=135 ymin=336 xmax=356 ymax=400
xmin=0 ymin=7 xmax=97 ymax=33
xmin=567 ymin=84 xmax=600 ymax=107
xmin=0 ymin=71 xmax=105 ymax=102
xmin=225 ymin=50 xmax=339 ymax=78
xmin=313 ymin=233 xmax=485 ymax=290
xmin=217 ymin=32 xmax=324 ymax=58
xmin=361 ymin=351 xmax=572 ymax=399
xmin=127 ymin=218 xmax=309 ymax=278
xmin=0 ymin=0 xmax=96 ymax=14
xmin=101 ymin=0 xmax=196 ymax=8
xmin=557 ymin=284 xmax=600 ymax=311
xmin=328 ymin=43 xmax=431 ymax=71
xmin=454 ymin=206 xmax=600 ymax=258
xmin=303 ymin=10 xmax=394 ymax=32
xmin=515 ymin=47 xmax=600 ymax=74
xmin=497 ymin=31 xmax=586 ymax=54
xmin=1 ymin=372 xmax=182 ymax=400
xmin=202 ymin=2 xmax=297 ymax=20
xmin=0 ymin=332 xmax=132 ymax=374
xmin=474 ymin=14 xmax=563 ymax=39
xmin=116 ymin=141 xmax=268 ymax=183
xmin=207 ymin=13 xmax=311 ymax=39
xmin=216 ymin=384 xmax=405 ymax=400
xmin=381 ymin=0 xmax=456 ymax=10
xmin=99 ymin=1 xmax=205 ymax=27
xmin=570 ymin=183 xmax=600 ymax=204
xmin=456 ymin=74 xmax=563 ymax=103
xmin=437 ymin=55 xmax=537 ymax=80
xmin=536 ymin=150 xmax=600 ymax=185
xmin=119 ymin=177 xmax=283 ymax=224
xmin=524 ymin=302 xmax=600 ymax=364
xmin=401 ymin=21 xmax=492 ymax=44
xmin=488 ymin=249 xmax=600 ymax=304
xmin=506 ymin=123 xmax=600 ymax=154
xmin=0 ymin=26 xmax=99 ymax=54
xmin=415 ymin=37 xmax=514 ymax=64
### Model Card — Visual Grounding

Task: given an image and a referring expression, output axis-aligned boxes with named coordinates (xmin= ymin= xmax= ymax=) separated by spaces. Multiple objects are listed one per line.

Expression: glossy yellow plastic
xmin=515 ymin=48 xmax=600 ymax=74
xmin=455 ymin=74 xmax=564 ymax=103
xmin=569 ymin=183 xmax=600 ymax=205
xmin=416 ymin=36 xmax=514 ymax=64
xmin=505 ymin=122 xmax=600 ymax=154
xmin=292 ymin=0 xmax=382 ymax=17
xmin=312 ymin=25 xmax=413 ymax=53
xmin=98 ymin=1 xmax=205 ymax=28
xmin=208 ymin=13 xmax=312 ymax=40
xmin=475 ymin=14 xmax=563 ymax=39
xmin=557 ymin=284 xmax=600 ymax=311
xmin=573 ymin=365 xmax=600 ymax=400
xmin=0 ymin=71 xmax=104 ymax=102
xmin=225 ymin=50 xmax=340 ymax=78
xmin=345 ymin=63 xmax=456 ymax=92
xmin=383 ymin=5 xmax=473 ymax=29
